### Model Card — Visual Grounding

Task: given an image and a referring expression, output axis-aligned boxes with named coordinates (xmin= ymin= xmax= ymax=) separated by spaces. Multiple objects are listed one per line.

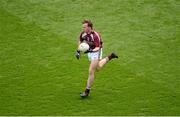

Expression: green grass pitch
xmin=0 ymin=0 xmax=179 ymax=115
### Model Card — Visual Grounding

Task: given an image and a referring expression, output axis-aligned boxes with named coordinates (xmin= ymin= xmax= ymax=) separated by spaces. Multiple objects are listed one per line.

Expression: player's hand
xmin=75 ymin=50 xmax=81 ymax=59
xmin=84 ymin=49 xmax=93 ymax=54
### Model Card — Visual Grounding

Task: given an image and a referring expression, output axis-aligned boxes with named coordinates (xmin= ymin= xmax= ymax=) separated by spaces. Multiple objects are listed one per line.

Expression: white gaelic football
xmin=78 ymin=42 xmax=89 ymax=52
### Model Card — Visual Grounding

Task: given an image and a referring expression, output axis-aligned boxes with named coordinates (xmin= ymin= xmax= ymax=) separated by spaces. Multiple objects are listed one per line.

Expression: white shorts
xmin=88 ymin=48 xmax=102 ymax=61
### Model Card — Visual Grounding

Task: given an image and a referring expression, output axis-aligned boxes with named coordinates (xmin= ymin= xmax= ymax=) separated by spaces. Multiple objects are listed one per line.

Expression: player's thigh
xmin=89 ymin=60 xmax=99 ymax=73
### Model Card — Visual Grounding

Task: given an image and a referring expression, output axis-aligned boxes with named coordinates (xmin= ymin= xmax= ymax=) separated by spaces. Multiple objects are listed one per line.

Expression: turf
xmin=0 ymin=0 xmax=179 ymax=115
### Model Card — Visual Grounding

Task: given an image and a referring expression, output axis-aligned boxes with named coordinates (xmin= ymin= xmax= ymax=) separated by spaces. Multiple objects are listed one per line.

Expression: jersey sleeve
xmin=94 ymin=32 xmax=101 ymax=47
xmin=79 ymin=32 xmax=83 ymax=42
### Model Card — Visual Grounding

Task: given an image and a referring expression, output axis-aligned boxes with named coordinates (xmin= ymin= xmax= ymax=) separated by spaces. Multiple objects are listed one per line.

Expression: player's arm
xmin=85 ymin=35 xmax=100 ymax=53
xmin=92 ymin=33 xmax=101 ymax=52
xmin=75 ymin=33 xmax=82 ymax=59
xmin=84 ymin=46 xmax=100 ymax=53
xmin=77 ymin=32 xmax=84 ymax=50
xmin=75 ymin=42 xmax=81 ymax=60
xmin=92 ymin=47 xmax=100 ymax=52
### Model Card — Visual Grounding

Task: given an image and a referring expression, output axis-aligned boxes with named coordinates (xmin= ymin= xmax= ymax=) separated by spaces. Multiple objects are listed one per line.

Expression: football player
xmin=76 ymin=19 xmax=118 ymax=97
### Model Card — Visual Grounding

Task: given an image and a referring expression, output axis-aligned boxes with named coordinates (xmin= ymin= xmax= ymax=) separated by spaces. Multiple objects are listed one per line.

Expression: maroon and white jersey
xmin=79 ymin=30 xmax=102 ymax=49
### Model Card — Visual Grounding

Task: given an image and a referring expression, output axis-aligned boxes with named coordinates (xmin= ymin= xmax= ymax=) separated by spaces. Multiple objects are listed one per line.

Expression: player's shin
xmin=87 ymin=68 xmax=95 ymax=89
xmin=97 ymin=57 xmax=109 ymax=70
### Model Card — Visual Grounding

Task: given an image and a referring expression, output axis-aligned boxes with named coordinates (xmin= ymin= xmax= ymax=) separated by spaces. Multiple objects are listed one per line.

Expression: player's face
xmin=82 ymin=23 xmax=91 ymax=33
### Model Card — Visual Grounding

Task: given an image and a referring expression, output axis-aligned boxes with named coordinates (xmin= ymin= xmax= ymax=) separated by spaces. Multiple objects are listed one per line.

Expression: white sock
xmin=86 ymin=87 xmax=91 ymax=90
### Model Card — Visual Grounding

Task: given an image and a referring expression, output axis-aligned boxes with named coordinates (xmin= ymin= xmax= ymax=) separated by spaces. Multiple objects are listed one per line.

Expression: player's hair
xmin=82 ymin=19 xmax=93 ymax=29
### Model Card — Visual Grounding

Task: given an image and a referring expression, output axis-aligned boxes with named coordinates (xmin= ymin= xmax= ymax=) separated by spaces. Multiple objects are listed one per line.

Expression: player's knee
xmin=89 ymin=70 xmax=94 ymax=75
xmin=89 ymin=68 xmax=95 ymax=75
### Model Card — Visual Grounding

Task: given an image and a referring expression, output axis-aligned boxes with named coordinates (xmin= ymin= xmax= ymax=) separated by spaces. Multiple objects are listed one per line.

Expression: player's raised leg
xmin=97 ymin=53 xmax=118 ymax=70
